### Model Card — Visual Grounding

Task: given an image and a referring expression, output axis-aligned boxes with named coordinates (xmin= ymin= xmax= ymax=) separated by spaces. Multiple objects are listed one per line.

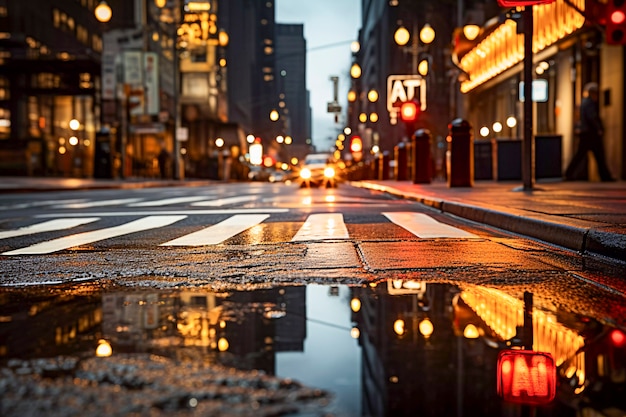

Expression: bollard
xmin=378 ymin=151 xmax=391 ymax=180
xmin=447 ymin=118 xmax=474 ymax=187
xmin=412 ymin=128 xmax=432 ymax=184
xmin=394 ymin=142 xmax=408 ymax=181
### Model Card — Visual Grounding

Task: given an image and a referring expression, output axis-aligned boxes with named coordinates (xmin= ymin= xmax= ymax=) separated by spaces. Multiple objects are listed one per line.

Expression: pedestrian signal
xmin=606 ymin=0 xmax=626 ymax=44
xmin=400 ymin=101 xmax=419 ymax=122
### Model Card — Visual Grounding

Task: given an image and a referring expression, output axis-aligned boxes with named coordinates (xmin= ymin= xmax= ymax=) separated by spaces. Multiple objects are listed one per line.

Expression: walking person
xmin=565 ymin=82 xmax=615 ymax=181
xmin=157 ymin=145 xmax=171 ymax=179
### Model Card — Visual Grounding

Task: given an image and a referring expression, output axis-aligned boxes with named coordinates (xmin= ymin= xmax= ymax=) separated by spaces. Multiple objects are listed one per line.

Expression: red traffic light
xmin=350 ymin=136 xmax=363 ymax=153
xmin=400 ymin=101 xmax=419 ymax=122
xmin=606 ymin=0 xmax=626 ymax=44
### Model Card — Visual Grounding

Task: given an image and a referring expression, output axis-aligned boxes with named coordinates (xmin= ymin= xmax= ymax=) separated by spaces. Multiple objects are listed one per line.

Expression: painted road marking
xmin=383 ymin=212 xmax=479 ymax=238
xmin=161 ymin=214 xmax=270 ymax=246
xmin=291 ymin=213 xmax=349 ymax=241
xmin=35 ymin=208 xmax=289 ymax=217
xmin=191 ymin=195 xmax=259 ymax=207
xmin=53 ymin=198 xmax=143 ymax=209
xmin=2 ymin=215 xmax=186 ymax=255
xmin=128 ymin=196 xmax=209 ymax=207
xmin=0 ymin=218 xmax=100 ymax=240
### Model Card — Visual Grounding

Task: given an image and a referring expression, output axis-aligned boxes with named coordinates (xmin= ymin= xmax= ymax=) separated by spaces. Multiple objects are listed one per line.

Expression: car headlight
xmin=324 ymin=166 xmax=336 ymax=179
xmin=300 ymin=168 xmax=312 ymax=180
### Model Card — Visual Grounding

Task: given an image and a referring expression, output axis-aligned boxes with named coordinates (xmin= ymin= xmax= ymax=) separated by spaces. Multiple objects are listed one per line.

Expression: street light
xmin=394 ymin=23 xmax=436 ymax=76
xmin=94 ymin=1 xmax=112 ymax=23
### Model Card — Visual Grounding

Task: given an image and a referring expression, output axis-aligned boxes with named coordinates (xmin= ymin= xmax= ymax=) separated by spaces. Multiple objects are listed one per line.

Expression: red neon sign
xmin=497 ymin=350 xmax=556 ymax=405
xmin=497 ymin=0 xmax=555 ymax=6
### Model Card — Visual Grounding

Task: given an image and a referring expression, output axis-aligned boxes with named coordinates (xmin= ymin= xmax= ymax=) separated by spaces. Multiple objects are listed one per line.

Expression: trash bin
xmin=495 ymin=138 xmax=522 ymax=181
xmin=474 ymin=139 xmax=494 ymax=180
xmin=535 ymin=135 xmax=562 ymax=179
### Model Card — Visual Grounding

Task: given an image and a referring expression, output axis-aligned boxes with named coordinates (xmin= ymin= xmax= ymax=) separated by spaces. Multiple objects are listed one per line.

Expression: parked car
xmin=298 ymin=153 xmax=340 ymax=188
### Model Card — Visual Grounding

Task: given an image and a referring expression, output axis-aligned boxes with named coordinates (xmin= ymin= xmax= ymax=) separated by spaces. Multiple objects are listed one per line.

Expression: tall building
xmin=275 ymin=23 xmax=311 ymax=160
xmin=221 ymin=0 xmax=279 ymax=146
xmin=352 ymin=0 xmax=455 ymax=176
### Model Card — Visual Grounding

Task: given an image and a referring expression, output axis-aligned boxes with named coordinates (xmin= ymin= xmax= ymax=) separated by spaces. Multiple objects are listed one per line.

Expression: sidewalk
xmin=1 ymin=176 xmax=624 ymax=263
xmin=353 ymin=179 xmax=626 ymax=263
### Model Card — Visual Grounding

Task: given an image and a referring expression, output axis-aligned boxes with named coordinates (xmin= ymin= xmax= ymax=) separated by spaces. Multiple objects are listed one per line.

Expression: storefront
xmin=456 ymin=0 xmax=624 ymax=181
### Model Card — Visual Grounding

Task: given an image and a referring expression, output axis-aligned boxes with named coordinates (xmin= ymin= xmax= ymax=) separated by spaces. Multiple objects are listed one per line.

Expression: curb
xmin=352 ymin=181 xmax=625 ymax=263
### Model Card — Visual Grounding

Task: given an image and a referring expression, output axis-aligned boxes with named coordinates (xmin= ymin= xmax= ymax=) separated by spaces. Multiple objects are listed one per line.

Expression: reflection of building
xmin=100 ymin=287 xmax=306 ymax=375
xmin=353 ymin=280 xmax=626 ymax=415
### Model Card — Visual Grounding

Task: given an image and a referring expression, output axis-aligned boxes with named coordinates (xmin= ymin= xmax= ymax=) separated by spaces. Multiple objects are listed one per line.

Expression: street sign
xmin=327 ymin=102 xmax=342 ymax=113
xmin=386 ymin=75 xmax=427 ymax=121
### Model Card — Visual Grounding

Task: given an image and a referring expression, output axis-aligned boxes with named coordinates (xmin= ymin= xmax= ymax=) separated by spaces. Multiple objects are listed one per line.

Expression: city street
xmin=1 ymin=182 xmax=625 ymax=416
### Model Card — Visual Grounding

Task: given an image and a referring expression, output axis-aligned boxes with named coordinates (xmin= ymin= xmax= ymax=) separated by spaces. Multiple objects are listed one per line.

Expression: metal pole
xmin=172 ymin=0 xmax=181 ymax=180
xmin=522 ymin=6 xmax=535 ymax=190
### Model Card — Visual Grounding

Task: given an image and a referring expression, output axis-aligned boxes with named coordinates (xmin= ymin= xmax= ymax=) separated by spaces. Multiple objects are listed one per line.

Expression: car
xmin=298 ymin=153 xmax=340 ymax=188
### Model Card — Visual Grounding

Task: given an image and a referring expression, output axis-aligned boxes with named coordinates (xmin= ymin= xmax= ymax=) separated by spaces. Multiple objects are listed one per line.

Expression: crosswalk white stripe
xmin=191 ymin=195 xmax=258 ymax=207
xmin=53 ymin=198 xmax=144 ymax=209
xmin=161 ymin=214 xmax=270 ymax=246
xmin=2 ymin=215 xmax=186 ymax=255
xmin=0 ymin=218 xmax=100 ymax=240
xmin=128 ymin=196 xmax=209 ymax=207
xmin=383 ymin=212 xmax=479 ymax=238
xmin=291 ymin=213 xmax=349 ymax=241
xmin=36 ymin=208 xmax=288 ymax=217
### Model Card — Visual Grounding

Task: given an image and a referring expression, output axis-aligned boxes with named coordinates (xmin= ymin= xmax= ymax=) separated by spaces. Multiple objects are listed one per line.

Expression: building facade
xmin=455 ymin=0 xmax=625 ymax=181
xmin=0 ymin=0 xmax=136 ymax=177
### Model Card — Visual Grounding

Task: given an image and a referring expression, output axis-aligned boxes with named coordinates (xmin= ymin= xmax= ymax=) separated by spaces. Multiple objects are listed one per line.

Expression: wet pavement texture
xmin=2 ymin=275 xmax=626 ymax=416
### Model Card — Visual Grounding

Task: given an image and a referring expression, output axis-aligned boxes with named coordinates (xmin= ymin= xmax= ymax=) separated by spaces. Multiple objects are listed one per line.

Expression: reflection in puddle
xmin=1 ymin=280 xmax=625 ymax=416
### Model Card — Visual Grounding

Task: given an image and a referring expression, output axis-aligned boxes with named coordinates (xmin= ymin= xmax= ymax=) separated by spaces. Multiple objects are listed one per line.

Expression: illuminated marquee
xmin=459 ymin=0 xmax=585 ymax=92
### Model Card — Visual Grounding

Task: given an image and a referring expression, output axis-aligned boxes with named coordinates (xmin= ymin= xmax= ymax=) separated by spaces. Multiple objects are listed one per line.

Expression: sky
xmin=276 ymin=1 xmax=361 ymax=151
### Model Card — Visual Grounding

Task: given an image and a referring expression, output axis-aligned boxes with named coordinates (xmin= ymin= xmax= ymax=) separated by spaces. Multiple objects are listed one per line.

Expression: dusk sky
xmin=276 ymin=1 xmax=361 ymax=151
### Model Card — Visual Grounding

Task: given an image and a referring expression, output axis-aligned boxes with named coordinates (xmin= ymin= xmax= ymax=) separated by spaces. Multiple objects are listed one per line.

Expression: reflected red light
xmin=497 ymin=350 xmax=556 ymax=405
xmin=611 ymin=10 xmax=626 ymax=24
xmin=610 ymin=329 xmax=626 ymax=347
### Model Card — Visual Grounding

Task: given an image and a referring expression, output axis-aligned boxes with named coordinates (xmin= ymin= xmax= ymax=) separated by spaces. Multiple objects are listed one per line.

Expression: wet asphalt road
xmin=1 ymin=182 xmax=626 ymax=416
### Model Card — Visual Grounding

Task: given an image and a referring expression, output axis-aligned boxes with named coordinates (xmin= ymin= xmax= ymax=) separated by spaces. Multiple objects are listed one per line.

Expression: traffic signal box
xmin=350 ymin=135 xmax=363 ymax=162
xmin=399 ymin=101 xmax=419 ymax=137
xmin=606 ymin=0 xmax=626 ymax=44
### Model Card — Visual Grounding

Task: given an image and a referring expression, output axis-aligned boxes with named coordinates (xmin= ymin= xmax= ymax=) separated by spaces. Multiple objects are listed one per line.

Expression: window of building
xmin=0 ymin=76 xmax=9 ymax=101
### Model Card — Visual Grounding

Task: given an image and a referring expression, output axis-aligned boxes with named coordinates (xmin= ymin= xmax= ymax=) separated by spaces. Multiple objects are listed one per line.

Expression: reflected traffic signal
xmin=606 ymin=0 xmax=626 ymax=44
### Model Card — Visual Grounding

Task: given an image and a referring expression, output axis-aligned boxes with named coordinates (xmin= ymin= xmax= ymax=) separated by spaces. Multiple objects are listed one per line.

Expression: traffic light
xmin=606 ymin=0 xmax=626 ymax=44
xmin=350 ymin=135 xmax=363 ymax=161
xmin=349 ymin=136 xmax=362 ymax=153
xmin=399 ymin=100 xmax=420 ymax=137
xmin=400 ymin=101 xmax=419 ymax=123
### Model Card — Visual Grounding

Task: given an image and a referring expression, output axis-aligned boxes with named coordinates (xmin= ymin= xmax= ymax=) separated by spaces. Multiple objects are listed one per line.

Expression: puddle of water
xmin=1 ymin=281 xmax=625 ymax=416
